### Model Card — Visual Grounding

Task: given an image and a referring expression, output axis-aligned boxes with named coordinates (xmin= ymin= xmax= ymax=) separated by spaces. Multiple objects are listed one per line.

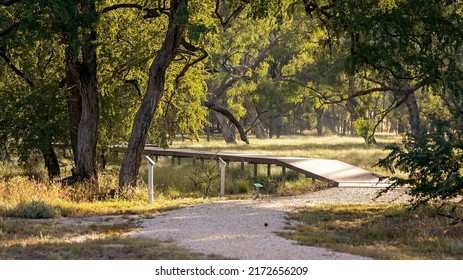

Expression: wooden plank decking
xmin=144 ymin=146 xmax=390 ymax=187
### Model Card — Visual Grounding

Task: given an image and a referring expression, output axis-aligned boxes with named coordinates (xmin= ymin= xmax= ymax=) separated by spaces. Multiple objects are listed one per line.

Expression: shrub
xmin=13 ymin=200 xmax=61 ymax=219
xmin=378 ymin=118 xmax=463 ymax=207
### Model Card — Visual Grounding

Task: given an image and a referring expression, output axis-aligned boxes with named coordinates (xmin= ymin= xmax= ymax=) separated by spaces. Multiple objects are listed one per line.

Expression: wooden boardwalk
xmin=144 ymin=146 xmax=389 ymax=187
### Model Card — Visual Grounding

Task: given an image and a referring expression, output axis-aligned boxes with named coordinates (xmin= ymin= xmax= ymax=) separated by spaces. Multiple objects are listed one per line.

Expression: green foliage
xmin=13 ymin=200 xmax=61 ymax=219
xmin=353 ymin=117 xmax=375 ymax=144
xmin=378 ymin=117 xmax=463 ymax=207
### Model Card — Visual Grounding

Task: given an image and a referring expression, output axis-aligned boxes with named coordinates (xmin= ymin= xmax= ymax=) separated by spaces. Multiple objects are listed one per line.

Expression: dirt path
xmin=130 ymin=187 xmax=409 ymax=259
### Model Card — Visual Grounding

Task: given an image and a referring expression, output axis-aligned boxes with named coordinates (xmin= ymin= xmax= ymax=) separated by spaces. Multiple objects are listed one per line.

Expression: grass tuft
xmin=13 ymin=200 xmax=61 ymax=219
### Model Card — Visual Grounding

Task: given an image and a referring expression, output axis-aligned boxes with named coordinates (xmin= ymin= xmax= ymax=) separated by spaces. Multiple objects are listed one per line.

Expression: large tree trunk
xmin=65 ymin=0 xmax=99 ymax=183
xmin=119 ymin=0 xmax=186 ymax=188
xmin=65 ymin=59 xmax=81 ymax=165
xmin=405 ymin=91 xmax=422 ymax=136
xmin=64 ymin=0 xmax=99 ymax=183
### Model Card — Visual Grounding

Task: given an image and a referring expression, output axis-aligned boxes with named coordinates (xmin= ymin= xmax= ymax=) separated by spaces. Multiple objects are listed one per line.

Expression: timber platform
xmin=144 ymin=146 xmax=390 ymax=187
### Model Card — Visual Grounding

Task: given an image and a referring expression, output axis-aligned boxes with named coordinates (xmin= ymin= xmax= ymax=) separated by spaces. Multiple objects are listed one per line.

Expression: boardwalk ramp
xmin=144 ymin=146 xmax=389 ymax=187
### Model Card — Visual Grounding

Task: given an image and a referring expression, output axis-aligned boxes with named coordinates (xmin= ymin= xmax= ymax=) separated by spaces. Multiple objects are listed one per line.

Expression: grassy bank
xmin=281 ymin=204 xmax=463 ymax=259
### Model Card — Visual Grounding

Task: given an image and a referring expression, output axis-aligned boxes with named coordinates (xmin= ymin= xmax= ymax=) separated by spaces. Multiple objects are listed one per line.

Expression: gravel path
xmin=131 ymin=187 xmax=410 ymax=260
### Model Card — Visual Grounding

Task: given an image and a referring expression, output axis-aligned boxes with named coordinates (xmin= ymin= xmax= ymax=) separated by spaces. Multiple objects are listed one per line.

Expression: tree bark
xmin=405 ymin=91 xmax=422 ymax=136
xmin=215 ymin=112 xmax=237 ymax=144
xmin=206 ymin=75 xmax=244 ymax=144
xmin=63 ymin=0 xmax=99 ymax=183
xmin=41 ymin=142 xmax=61 ymax=179
xmin=119 ymin=0 xmax=187 ymax=188
xmin=244 ymin=96 xmax=267 ymax=139
xmin=65 ymin=52 xmax=81 ymax=165
xmin=315 ymin=106 xmax=324 ymax=136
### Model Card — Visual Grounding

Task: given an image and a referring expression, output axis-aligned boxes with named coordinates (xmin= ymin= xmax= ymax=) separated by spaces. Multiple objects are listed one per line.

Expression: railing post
xmin=218 ymin=158 xmax=226 ymax=197
xmin=145 ymin=156 xmax=155 ymax=203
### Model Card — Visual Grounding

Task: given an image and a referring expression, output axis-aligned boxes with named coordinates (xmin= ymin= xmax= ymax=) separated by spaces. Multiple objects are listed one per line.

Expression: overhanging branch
xmin=101 ymin=3 xmax=168 ymax=18
xmin=201 ymin=101 xmax=249 ymax=144
xmin=0 ymin=0 xmax=20 ymax=6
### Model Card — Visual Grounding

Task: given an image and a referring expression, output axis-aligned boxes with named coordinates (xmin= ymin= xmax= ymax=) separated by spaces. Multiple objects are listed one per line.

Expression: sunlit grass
xmin=0 ymin=176 xmax=214 ymax=218
xmin=281 ymin=204 xmax=463 ymax=259
xmin=171 ymin=134 xmax=400 ymax=175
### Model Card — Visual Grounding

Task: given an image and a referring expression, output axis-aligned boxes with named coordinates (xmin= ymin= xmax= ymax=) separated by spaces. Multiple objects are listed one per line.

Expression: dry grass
xmin=281 ymin=204 xmax=463 ymax=259
xmin=0 ymin=176 xmax=213 ymax=218
xmin=0 ymin=217 xmax=223 ymax=259
xmin=0 ymin=171 xmax=220 ymax=259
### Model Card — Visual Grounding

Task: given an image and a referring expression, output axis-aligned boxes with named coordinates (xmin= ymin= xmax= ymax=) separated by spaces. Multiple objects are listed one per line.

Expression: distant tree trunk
xmin=202 ymin=101 xmax=248 ymax=143
xmin=346 ymin=96 xmax=359 ymax=129
xmin=119 ymin=0 xmax=186 ymax=188
xmin=323 ymin=108 xmax=338 ymax=134
xmin=205 ymin=74 xmax=238 ymax=144
xmin=275 ymin=117 xmax=282 ymax=138
xmin=315 ymin=107 xmax=324 ymax=136
xmin=405 ymin=91 xmax=422 ymax=136
xmin=346 ymin=75 xmax=361 ymax=135
xmin=216 ymin=112 xmax=236 ymax=144
xmin=269 ymin=117 xmax=274 ymax=138
xmin=41 ymin=142 xmax=61 ymax=179
xmin=244 ymin=96 xmax=267 ymax=139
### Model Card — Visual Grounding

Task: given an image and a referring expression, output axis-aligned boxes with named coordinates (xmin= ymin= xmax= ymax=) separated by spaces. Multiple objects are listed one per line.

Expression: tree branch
xmin=0 ymin=0 xmax=20 ymax=6
xmin=124 ymin=79 xmax=141 ymax=96
xmin=201 ymin=101 xmax=249 ymax=144
xmin=369 ymin=93 xmax=409 ymax=139
xmin=101 ymin=3 xmax=167 ymax=18
xmin=274 ymin=76 xmax=328 ymax=98
xmin=175 ymin=38 xmax=209 ymax=84
xmin=0 ymin=22 xmax=19 ymax=38
xmin=214 ymin=0 xmax=250 ymax=30
xmin=303 ymin=0 xmax=334 ymax=18
xmin=0 ymin=51 xmax=34 ymax=87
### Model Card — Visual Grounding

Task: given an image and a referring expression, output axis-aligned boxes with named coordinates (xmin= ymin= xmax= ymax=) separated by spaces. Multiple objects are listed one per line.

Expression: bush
xmin=13 ymin=200 xmax=61 ymax=219
xmin=378 ymin=118 xmax=463 ymax=207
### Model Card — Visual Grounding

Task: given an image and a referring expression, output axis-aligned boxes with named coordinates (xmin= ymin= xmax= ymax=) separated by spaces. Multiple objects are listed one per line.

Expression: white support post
xmin=145 ymin=156 xmax=155 ymax=203
xmin=218 ymin=158 xmax=226 ymax=197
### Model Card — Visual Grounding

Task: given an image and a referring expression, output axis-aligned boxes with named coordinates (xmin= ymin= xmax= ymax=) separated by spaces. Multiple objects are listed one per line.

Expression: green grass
xmin=281 ymin=204 xmax=463 ymax=260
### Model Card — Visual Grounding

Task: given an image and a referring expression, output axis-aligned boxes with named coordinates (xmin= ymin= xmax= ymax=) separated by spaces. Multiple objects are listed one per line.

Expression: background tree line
xmin=1 ymin=0 xmax=462 ymax=205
